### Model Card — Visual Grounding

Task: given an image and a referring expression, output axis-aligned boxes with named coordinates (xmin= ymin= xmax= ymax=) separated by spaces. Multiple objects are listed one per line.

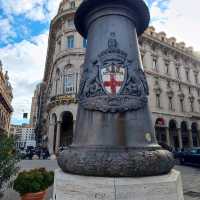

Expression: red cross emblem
xmin=101 ymin=64 xmax=125 ymax=95
xmin=103 ymin=74 xmax=123 ymax=94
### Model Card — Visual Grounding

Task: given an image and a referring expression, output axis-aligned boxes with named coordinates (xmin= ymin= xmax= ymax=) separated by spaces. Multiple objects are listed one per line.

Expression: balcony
xmin=47 ymin=94 xmax=77 ymax=111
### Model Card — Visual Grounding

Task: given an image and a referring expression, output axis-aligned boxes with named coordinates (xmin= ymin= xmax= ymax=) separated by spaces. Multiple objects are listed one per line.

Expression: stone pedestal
xmin=53 ymin=169 xmax=184 ymax=200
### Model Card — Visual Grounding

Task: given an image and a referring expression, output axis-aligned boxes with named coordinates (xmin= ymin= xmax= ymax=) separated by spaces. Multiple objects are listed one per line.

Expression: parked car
xmin=173 ymin=149 xmax=185 ymax=159
xmin=179 ymin=148 xmax=200 ymax=166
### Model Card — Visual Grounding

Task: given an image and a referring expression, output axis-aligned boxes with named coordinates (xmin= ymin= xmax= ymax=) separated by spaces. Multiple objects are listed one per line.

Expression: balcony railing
xmin=47 ymin=94 xmax=77 ymax=111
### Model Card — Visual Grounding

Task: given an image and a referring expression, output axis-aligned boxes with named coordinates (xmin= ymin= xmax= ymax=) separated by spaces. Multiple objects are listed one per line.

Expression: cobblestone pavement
xmin=2 ymin=160 xmax=200 ymax=200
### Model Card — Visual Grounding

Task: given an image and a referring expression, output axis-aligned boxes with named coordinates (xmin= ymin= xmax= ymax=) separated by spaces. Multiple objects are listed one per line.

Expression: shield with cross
xmin=100 ymin=62 xmax=126 ymax=95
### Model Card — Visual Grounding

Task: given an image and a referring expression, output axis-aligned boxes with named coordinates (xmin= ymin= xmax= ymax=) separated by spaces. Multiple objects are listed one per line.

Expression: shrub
xmin=13 ymin=168 xmax=54 ymax=196
xmin=0 ymin=135 xmax=20 ymax=192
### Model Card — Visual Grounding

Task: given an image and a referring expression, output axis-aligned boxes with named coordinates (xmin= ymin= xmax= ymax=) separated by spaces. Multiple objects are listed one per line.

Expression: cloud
xmin=149 ymin=0 xmax=200 ymax=51
xmin=0 ymin=32 xmax=48 ymax=123
xmin=46 ymin=0 xmax=61 ymax=20
xmin=0 ymin=0 xmax=61 ymax=22
xmin=0 ymin=0 xmax=61 ymax=124
xmin=0 ymin=18 xmax=16 ymax=43
xmin=1 ymin=0 xmax=200 ymax=125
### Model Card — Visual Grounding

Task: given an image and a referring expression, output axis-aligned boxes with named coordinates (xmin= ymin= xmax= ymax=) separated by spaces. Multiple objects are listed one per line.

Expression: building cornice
xmin=152 ymin=110 xmax=200 ymax=119
xmin=142 ymin=29 xmax=200 ymax=65
xmin=145 ymin=69 xmax=200 ymax=90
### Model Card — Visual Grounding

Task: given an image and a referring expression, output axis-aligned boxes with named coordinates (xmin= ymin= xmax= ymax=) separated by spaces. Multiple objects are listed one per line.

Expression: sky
xmin=0 ymin=0 xmax=200 ymax=125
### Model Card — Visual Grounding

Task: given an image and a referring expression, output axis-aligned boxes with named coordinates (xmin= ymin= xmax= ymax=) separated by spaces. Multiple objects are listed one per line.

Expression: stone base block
xmin=53 ymin=169 xmax=184 ymax=200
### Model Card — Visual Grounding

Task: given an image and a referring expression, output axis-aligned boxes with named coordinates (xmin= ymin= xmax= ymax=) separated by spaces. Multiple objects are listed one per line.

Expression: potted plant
xmin=0 ymin=135 xmax=19 ymax=198
xmin=13 ymin=168 xmax=54 ymax=200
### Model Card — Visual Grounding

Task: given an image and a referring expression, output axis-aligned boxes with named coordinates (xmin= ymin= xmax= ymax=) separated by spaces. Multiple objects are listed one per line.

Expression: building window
xmin=167 ymin=80 xmax=171 ymax=88
xmin=169 ymin=97 xmax=173 ymax=110
xmin=178 ymin=84 xmax=181 ymax=91
xmin=190 ymin=99 xmax=194 ymax=112
xmin=83 ymin=38 xmax=87 ymax=48
xmin=64 ymin=73 xmax=75 ymax=94
xmin=180 ymin=99 xmax=184 ymax=112
xmin=141 ymin=54 xmax=144 ymax=64
xmin=70 ymin=1 xmax=75 ymax=9
xmin=55 ymin=69 xmax=60 ymax=95
xmin=67 ymin=19 xmax=74 ymax=28
xmin=67 ymin=35 xmax=74 ymax=48
xmin=156 ymin=93 xmax=161 ymax=108
xmin=57 ymin=39 xmax=61 ymax=51
xmin=185 ymin=70 xmax=190 ymax=81
xmin=64 ymin=66 xmax=76 ymax=94
xmin=165 ymin=62 xmax=169 ymax=74
xmin=198 ymin=101 xmax=200 ymax=112
xmin=198 ymin=89 xmax=200 ymax=97
xmin=152 ymin=57 xmax=158 ymax=71
xmin=176 ymin=67 xmax=180 ymax=79
xmin=194 ymin=72 xmax=199 ymax=84
xmin=188 ymin=87 xmax=191 ymax=94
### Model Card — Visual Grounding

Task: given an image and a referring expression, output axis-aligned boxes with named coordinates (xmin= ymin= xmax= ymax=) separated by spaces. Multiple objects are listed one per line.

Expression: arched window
xmin=64 ymin=65 xmax=75 ymax=94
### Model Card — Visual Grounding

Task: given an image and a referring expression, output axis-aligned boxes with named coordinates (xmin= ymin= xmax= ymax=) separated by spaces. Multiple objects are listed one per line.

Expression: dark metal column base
xmin=58 ymin=146 xmax=174 ymax=177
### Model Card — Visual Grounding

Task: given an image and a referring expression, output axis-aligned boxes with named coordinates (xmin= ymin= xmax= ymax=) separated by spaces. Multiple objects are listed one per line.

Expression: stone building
xmin=30 ymin=90 xmax=38 ymax=128
xmin=9 ymin=124 xmax=36 ymax=149
xmin=0 ymin=60 xmax=13 ymax=136
xmin=30 ymin=82 xmax=47 ymax=145
xmin=41 ymin=0 xmax=200 ymax=154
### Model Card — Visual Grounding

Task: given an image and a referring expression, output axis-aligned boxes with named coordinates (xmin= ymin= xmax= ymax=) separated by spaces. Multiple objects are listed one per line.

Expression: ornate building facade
xmin=0 ymin=61 xmax=13 ymax=135
xmin=41 ymin=0 xmax=200 ymax=154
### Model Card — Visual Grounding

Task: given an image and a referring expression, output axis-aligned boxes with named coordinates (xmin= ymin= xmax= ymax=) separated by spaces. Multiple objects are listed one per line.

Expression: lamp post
xmin=58 ymin=0 xmax=174 ymax=177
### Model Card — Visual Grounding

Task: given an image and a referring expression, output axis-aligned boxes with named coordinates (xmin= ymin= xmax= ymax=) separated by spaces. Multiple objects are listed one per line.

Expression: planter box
xmin=21 ymin=191 xmax=46 ymax=200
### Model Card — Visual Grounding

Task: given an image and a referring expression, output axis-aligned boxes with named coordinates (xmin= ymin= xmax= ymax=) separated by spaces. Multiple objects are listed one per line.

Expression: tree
xmin=0 ymin=135 xmax=19 ymax=194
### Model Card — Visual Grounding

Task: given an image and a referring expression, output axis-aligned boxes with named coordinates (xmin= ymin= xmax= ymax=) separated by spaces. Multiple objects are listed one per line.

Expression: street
xmin=2 ymin=160 xmax=200 ymax=200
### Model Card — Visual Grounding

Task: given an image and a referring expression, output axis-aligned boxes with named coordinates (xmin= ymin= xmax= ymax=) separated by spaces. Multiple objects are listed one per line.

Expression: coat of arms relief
xmin=78 ymin=33 xmax=149 ymax=112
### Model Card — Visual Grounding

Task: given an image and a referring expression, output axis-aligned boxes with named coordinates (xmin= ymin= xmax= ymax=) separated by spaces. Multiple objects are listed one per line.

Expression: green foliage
xmin=0 ymin=135 xmax=20 ymax=191
xmin=13 ymin=168 xmax=54 ymax=196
